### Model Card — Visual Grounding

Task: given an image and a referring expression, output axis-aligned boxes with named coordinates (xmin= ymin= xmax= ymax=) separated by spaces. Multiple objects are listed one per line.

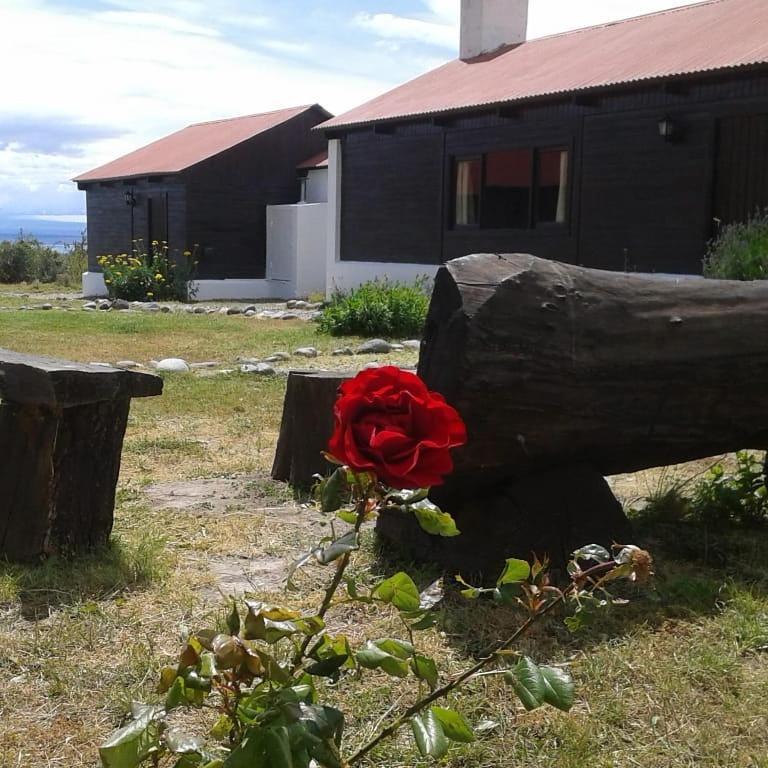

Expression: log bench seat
xmin=0 ymin=349 xmax=163 ymax=562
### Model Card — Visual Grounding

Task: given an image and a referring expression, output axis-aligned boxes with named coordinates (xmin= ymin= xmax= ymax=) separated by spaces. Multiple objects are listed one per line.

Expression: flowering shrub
xmin=100 ymin=369 xmax=652 ymax=768
xmin=98 ymin=241 xmax=197 ymax=302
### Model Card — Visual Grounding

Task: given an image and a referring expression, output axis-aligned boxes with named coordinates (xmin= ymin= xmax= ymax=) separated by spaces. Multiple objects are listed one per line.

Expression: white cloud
xmin=259 ymin=40 xmax=312 ymax=56
xmin=354 ymin=11 xmax=457 ymax=49
xmin=96 ymin=10 xmax=221 ymax=37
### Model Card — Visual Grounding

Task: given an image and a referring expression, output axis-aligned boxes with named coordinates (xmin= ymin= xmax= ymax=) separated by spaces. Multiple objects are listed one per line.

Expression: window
xmin=452 ymin=146 xmax=569 ymax=230
xmin=483 ymin=150 xmax=532 ymax=229
xmin=454 ymin=157 xmax=481 ymax=227
xmin=536 ymin=147 xmax=569 ymax=224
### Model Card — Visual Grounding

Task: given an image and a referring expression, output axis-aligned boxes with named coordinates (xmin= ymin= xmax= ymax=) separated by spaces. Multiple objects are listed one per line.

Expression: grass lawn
xmin=1 ymin=289 xmax=767 ymax=767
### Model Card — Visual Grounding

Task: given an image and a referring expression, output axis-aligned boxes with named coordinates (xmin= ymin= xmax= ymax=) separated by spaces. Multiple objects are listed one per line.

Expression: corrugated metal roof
xmin=297 ymin=151 xmax=329 ymax=170
xmin=321 ymin=0 xmax=768 ymax=131
xmin=75 ymin=104 xmax=329 ymax=182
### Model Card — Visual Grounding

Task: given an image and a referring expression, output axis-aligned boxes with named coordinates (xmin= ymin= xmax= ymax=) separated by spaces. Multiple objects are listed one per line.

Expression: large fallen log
xmin=378 ymin=253 xmax=768 ymax=578
xmin=418 ymin=253 xmax=768 ymax=481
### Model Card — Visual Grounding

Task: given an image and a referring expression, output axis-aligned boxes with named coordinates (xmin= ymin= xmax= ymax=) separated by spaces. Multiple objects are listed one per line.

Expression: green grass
xmin=0 ymin=285 xmax=767 ymax=766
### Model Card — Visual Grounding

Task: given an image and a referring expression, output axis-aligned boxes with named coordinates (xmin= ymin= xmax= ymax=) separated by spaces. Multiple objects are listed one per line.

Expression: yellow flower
xmin=146 ymin=292 xmax=154 ymax=297
xmin=155 ymin=273 xmax=163 ymax=280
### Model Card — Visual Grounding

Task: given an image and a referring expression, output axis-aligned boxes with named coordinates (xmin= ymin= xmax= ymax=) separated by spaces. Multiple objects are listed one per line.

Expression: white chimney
xmin=460 ymin=0 xmax=528 ymax=61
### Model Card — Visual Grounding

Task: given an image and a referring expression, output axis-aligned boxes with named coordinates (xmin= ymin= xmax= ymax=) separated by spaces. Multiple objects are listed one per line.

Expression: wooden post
xmin=272 ymin=370 xmax=352 ymax=488
xmin=0 ymin=349 xmax=162 ymax=562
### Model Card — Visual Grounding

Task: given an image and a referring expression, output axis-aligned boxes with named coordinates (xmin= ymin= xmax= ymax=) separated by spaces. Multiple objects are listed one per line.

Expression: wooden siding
xmin=84 ymin=179 xmax=186 ymax=271
xmin=334 ymin=68 xmax=768 ymax=273
xmin=340 ymin=132 xmax=444 ymax=264
xmin=184 ymin=106 xmax=327 ymax=279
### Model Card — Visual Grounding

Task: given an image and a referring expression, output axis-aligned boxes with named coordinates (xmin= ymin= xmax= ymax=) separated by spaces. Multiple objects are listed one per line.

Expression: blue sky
xmin=0 ymin=0 xmax=702 ymax=216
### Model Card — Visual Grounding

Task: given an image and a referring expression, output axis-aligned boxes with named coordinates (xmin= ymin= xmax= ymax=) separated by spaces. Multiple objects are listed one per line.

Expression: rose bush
xmin=327 ymin=366 xmax=467 ymax=489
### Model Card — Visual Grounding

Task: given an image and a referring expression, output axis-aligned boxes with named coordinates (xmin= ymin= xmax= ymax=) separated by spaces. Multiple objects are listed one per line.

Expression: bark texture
xmin=0 ymin=350 xmax=162 ymax=562
xmin=419 ymin=253 xmax=768 ymax=481
xmin=272 ymin=370 xmax=352 ymax=487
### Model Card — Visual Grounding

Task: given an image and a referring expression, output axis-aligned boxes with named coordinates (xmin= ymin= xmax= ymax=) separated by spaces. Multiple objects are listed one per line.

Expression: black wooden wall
xmin=333 ymin=68 xmax=768 ymax=275
xmin=81 ymin=105 xmax=328 ymax=279
xmin=185 ymin=106 xmax=328 ymax=279
xmin=84 ymin=180 xmax=186 ymax=270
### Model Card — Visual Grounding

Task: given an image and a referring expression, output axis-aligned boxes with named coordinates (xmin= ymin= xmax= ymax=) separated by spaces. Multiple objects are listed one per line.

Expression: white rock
xmin=401 ymin=340 xmax=421 ymax=350
xmin=193 ymin=306 xmax=207 ymax=314
xmin=356 ymin=339 xmax=393 ymax=354
xmin=263 ymin=352 xmax=291 ymax=362
xmin=41 ymin=303 xmax=53 ymax=310
xmin=160 ymin=305 xmax=172 ymax=313
xmin=332 ymin=347 xmax=354 ymax=356
xmin=294 ymin=347 xmax=319 ymax=358
xmin=115 ymin=360 xmax=142 ymax=369
xmin=363 ymin=362 xmax=381 ymax=369
xmin=156 ymin=358 xmax=190 ymax=372
xmin=240 ymin=363 xmax=276 ymax=376
xmin=390 ymin=344 xmax=405 ymax=351
xmin=82 ymin=302 xmax=97 ymax=310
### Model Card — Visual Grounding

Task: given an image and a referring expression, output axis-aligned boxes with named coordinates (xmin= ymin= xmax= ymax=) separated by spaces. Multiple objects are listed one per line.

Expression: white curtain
xmin=456 ymin=160 xmax=477 ymax=226
xmin=556 ymin=151 xmax=569 ymax=224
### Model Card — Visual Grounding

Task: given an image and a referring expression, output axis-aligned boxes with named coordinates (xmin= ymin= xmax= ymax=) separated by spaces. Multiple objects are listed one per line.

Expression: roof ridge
xmin=188 ymin=104 xmax=314 ymax=128
xmin=525 ymin=0 xmax=724 ymax=44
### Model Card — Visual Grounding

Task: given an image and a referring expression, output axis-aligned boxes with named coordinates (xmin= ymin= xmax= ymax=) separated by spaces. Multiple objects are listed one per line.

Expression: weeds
xmin=319 ymin=278 xmax=430 ymax=337
xmin=704 ymin=208 xmax=768 ymax=280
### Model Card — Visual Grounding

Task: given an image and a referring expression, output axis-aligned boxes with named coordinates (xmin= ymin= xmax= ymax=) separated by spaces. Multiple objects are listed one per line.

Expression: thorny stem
xmin=291 ymin=496 xmax=369 ymax=671
xmin=346 ymin=559 xmax=618 ymax=765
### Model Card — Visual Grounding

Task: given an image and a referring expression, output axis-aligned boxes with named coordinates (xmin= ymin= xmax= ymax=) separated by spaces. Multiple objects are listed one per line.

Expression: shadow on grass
xmin=0 ymin=532 xmax=168 ymax=620
xmin=369 ymin=519 xmax=768 ymax=662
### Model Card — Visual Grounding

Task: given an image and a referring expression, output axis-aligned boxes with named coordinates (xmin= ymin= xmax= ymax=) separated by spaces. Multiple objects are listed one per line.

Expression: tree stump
xmin=271 ymin=370 xmax=352 ymax=488
xmin=0 ymin=349 xmax=163 ymax=562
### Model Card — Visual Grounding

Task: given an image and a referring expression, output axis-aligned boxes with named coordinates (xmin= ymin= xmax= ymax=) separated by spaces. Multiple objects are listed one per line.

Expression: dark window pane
xmin=537 ymin=148 xmax=569 ymax=224
xmin=454 ymin=157 xmax=481 ymax=227
xmin=482 ymin=150 xmax=532 ymax=229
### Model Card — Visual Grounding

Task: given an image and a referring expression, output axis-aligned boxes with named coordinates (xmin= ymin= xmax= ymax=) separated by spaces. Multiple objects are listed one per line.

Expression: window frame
xmin=449 ymin=143 xmax=572 ymax=233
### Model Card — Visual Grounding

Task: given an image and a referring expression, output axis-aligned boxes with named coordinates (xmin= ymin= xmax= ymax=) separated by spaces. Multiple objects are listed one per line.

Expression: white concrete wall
xmin=305 ymin=168 xmax=328 ymax=204
xmin=325 ymin=138 xmax=438 ymax=296
xmin=82 ymin=271 xmax=108 ymax=298
xmin=460 ymin=0 xmax=528 ymax=59
xmin=191 ymin=279 xmax=288 ymax=301
xmin=294 ymin=203 xmax=327 ymax=296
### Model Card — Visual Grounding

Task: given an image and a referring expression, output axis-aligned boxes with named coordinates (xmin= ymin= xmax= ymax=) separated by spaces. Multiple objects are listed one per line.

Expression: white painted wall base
xmin=82 ymin=271 xmax=108 ymax=298
xmin=190 ymin=279 xmax=297 ymax=301
xmin=326 ymin=261 xmax=439 ymax=296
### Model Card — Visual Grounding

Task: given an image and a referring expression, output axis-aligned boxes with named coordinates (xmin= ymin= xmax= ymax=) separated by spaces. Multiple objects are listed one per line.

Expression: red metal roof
xmin=322 ymin=0 xmax=768 ymax=131
xmin=297 ymin=151 xmax=329 ymax=170
xmin=75 ymin=105 xmax=329 ymax=182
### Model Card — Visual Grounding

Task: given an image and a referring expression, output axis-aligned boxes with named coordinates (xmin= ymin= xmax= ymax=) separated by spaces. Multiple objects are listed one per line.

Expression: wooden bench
xmin=0 ymin=349 xmax=163 ymax=562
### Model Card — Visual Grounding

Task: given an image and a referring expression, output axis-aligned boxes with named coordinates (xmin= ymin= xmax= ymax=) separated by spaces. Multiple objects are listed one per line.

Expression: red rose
xmin=327 ymin=366 xmax=467 ymax=489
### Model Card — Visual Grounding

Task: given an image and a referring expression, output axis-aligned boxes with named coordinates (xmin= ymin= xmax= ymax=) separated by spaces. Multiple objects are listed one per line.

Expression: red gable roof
xmin=75 ymin=104 xmax=330 ymax=182
xmin=297 ymin=151 xmax=329 ymax=170
xmin=322 ymin=0 xmax=768 ymax=131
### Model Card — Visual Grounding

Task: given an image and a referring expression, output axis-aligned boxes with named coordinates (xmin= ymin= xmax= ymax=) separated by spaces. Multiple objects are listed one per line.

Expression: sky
xmin=0 ymin=0 xmax=704 ymax=216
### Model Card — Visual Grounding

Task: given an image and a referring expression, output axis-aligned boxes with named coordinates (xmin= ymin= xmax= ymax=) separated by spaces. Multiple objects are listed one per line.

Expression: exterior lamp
xmin=124 ymin=190 xmax=136 ymax=207
xmin=658 ymin=116 xmax=676 ymax=142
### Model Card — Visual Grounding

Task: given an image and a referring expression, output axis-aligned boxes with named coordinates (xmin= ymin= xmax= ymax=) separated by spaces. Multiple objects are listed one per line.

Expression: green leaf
xmin=497 ymin=558 xmax=531 ymax=586
xmin=539 ymin=665 xmax=575 ymax=712
xmin=264 ymin=727 xmax=293 ymax=768
xmin=99 ymin=704 xmax=163 ymax=768
xmin=409 ymin=612 xmax=438 ymax=630
xmin=372 ymin=572 xmax=420 ymax=612
xmin=165 ymin=677 xmax=187 ymax=711
xmin=315 ymin=531 xmax=359 ymax=565
xmin=305 ymin=654 xmax=349 ymax=678
xmin=411 ymin=710 xmax=449 ymax=758
xmin=356 ymin=640 xmax=411 ymax=678
xmin=504 ymin=656 xmax=546 ymax=711
xmin=431 ymin=707 xmax=475 ymax=743
xmin=336 ymin=509 xmax=358 ymax=525
xmin=320 ymin=467 xmax=349 ymax=514
xmin=410 ymin=655 xmax=439 ymax=690
xmin=226 ymin=601 xmax=240 ymax=636
xmin=411 ymin=500 xmax=460 ymax=537
xmin=387 ymin=488 xmax=430 ymax=505
xmin=210 ymin=715 xmax=234 ymax=742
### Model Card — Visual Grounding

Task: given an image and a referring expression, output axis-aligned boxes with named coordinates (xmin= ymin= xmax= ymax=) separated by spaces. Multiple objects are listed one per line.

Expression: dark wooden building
xmin=75 ymin=104 xmax=330 ymax=280
xmin=320 ymin=0 xmax=768 ymax=276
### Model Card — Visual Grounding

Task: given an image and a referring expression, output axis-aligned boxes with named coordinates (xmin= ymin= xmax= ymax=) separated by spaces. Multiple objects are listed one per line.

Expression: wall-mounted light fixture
xmin=124 ymin=190 xmax=136 ymax=207
xmin=658 ymin=115 xmax=677 ymax=142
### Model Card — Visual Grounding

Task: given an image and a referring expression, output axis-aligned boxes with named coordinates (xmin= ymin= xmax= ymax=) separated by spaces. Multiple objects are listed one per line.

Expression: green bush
xmin=0 ymin=235 xmax=63 ymax=283
xmin=61 ymin=233 xmax=88 ymax=287
xmin=692 ymin=451 xmax=768 ymax=527
xmin=704 ymin=209 xmax=768 ymax=280
xmin=99 ymin=241 xmax=197 ymax=302
xmin=319 ymin=277 xmax=430 ymax=337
